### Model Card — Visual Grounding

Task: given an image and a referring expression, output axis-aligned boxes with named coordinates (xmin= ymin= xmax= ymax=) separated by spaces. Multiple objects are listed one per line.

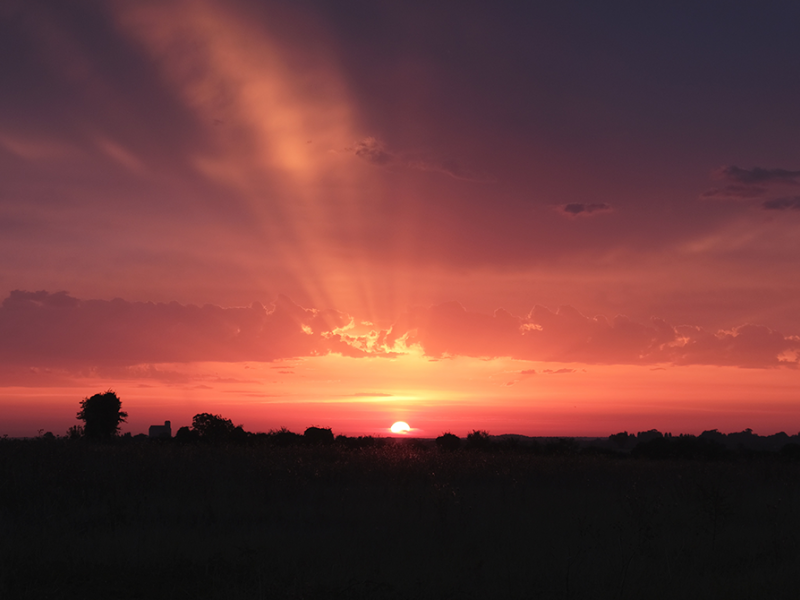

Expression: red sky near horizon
xmin=1 ymin=0 xmax=800 ymax=438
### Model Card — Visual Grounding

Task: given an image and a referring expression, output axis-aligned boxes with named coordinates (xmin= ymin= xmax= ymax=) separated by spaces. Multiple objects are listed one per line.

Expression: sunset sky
xmin=2 ymin=0 xmax=800 ymax=438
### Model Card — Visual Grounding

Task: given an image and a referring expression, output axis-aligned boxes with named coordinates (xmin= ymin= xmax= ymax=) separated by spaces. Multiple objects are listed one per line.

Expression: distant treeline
xmin=28 ymin=418 xmax=800 ymax=462
xmin=25 ymin=390 xmax=800 ymax=461
xmin=608 ymin=428 xmax=800 ymax=460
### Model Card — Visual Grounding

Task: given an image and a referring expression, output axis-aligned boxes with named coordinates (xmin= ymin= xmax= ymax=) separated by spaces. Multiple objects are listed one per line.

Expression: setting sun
xmin=390 ymin=421 xmax=411 ymax=434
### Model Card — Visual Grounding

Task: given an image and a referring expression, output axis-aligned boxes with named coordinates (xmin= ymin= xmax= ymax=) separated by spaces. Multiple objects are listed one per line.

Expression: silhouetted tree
xmin=636 ymin=429 xmax=663 ymax=443
xmin=700 ymin=429 xmax=726 ymax=443
xmin=175 ymin=426 xmax=200 ymax=443
xmin=435 ymin=432 xmax=461 ymax=452
xmin=769 ymin=431 xmax=791 ymax=451
xmin=466 ymin=429 xmax=491 ymax=451
xmin=191 ymin=413 xmax=236 ymax=442
xmin=230 ymin=425 xmax=248 ymax=443
xmin=76 ymin=390 xmax=127 ymax=439
xmin=304 ymin=426 xmax=334 ymax=445
xmin=609 ymin=431 xmax=632 ymax=449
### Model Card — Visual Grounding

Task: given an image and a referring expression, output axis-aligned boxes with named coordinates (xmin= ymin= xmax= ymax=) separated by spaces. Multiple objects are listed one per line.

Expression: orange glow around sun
xmin=3 ymin=351 xmax=800 ymax=438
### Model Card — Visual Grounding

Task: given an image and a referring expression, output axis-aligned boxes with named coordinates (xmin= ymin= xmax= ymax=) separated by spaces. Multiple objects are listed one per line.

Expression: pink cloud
xmin=386 ymin=301 xmax=800 ymax=368
xmin=2 ymin=291 xmax=797 ymax=370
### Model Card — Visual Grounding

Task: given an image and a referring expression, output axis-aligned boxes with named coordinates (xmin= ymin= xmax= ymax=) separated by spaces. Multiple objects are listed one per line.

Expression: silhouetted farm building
xmin=148 ymin=421 xmax=171 ymax=439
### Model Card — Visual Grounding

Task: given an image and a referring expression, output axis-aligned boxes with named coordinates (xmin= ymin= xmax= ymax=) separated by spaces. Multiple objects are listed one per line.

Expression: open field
xmin=2 ymin=438 xmax=800 ymax=599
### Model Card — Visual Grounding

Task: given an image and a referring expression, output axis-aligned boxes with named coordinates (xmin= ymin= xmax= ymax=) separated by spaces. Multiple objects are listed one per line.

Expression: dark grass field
xmin=2 ymin=438 xmax=800 ymax=599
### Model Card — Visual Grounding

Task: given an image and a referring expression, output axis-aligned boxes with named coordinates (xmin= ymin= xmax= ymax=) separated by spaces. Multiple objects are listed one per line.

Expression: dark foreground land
xmin=2 ymin=439 xmax=800 ymax=599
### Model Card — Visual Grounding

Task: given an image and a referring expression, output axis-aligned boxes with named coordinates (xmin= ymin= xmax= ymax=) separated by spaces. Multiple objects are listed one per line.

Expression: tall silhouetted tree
xmin=76 ymin=390 xmax=127 ymax=439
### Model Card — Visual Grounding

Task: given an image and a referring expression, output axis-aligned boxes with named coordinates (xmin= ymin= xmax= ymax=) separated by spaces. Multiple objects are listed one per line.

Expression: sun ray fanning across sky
xmin=2 ymin=0 xmax=800 ymax=437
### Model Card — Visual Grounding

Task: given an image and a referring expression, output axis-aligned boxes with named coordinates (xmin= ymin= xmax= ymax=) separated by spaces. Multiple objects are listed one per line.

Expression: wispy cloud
xmin=559 ymin=203 xmax=613 ymax=217
xmin=700 ymin=184 xmax=768 ymax=199
xmin=701 ymin=166 xmax=800 ymax=201
xmin=762 ymin=196 xmax=800 ymax=211
xmin=345 ymin=137 xmax=492 ymax=181
xmin=719 ymin=166 xmax=800 ymax=185
xmin=349 ymin=137 xmax=393 ymax=166
xmin=385 ymin=301 xmax=800 ymax=369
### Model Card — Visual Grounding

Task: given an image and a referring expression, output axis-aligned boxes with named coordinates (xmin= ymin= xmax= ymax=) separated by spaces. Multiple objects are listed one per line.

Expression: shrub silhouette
xmin=76 ymin=390 xmax=127 ymax=439
xmin=465 ymin=430 xmax=491 ymax=451
xmin=66 ymin=425 xmax=84 ymax=439
xmin=435 ymin=432 xmax=461 ymax=452
xmin=304 ymin=426 xmax=334 ymax=445
xmin=269 ymin=427 xmax=304 ymax=447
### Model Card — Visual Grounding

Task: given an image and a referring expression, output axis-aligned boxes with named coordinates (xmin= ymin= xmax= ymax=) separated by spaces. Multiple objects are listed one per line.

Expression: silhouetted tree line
xmin=433 ymin=431 xmax=586 ymax=456
xmin=27 ymin=390 xmax=800 ymax=462
xmin=604 ymin=428 xmax=800 ymax=460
